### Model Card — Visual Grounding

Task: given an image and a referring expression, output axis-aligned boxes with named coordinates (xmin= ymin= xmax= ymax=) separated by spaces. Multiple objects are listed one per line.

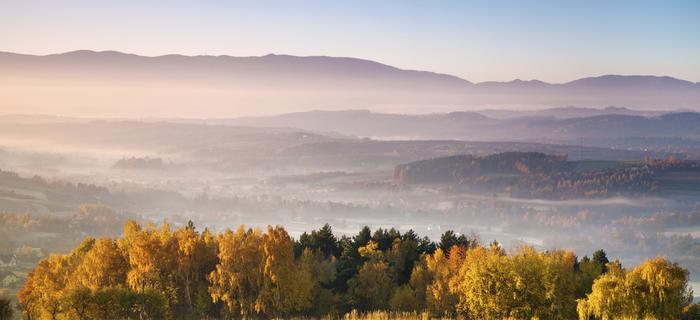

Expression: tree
xmin=417 ymin=236 xmax=437 ymax=255
xmin=16 ymin=269 xmax=39 ymax=320
xmin=257 ymin=226 xmax=313 ymax=317
xmin=91 ymin=287 xmax=137 ymax=320
xmin=348 ymin=260 xmax=395 ymax=311
xmin=682 ymin=303 xmax=700 ymax=320
xmin=592 ymin=249 xmax=610 ymax=273
xmin=18 ymin=254 xmax=75 ymax=320
xmin=306 ymin=223 xmax=340 ymax=258
xmin=577 ymin=257 xmax=692 ymax=320
xmin=300 ymin=248 xmax=337 ymax=317
xmin=193 ymin=228 xmax=218 ymax=317
xmin=335 ymin=235 xmax=361 ymax=294
xmin=138 ymin=289 xmax=169 ymax=320
xmin=508 ymin=246 xmax=549 ymax=318
xmin=358 ymin=240 xmax=383 ymax=261
xmin=452 ymin=246 xmax=520 ymax=320
xmin=425 ymin=248 xmax=458 ymax=316
xmin=388 ymin=236 xmax=420 ymax=285
xmin=122 ymin=222 xmax=177 ymax=315
xmin=576 ymin=255 xmax=603 ymax=299
xmin=409 ymin=257 xmax=432 ymax=311
xmin=62 ymin=286 xmax=94 ymax=320
xmin=389 ymin=285 xmax=418 ymax=312
xmin=209 ymin=226 xmax=264 ymax=317
xmin=625 ymin=257 xmax=692 ymax=319
xmin=193 ymin=282 xmax=214 ymax=319
xmin=14 ymin=222 xmax=696 ymax=319
xmin=174 ymin=223 xmax=214 ymax=314
xmin=72 ymin=238 xmax=128 ymax=290
xmin=540 ymin=250 xmax=579 ymax=319
xmin=0 ymin=297 xmax=12 ymax=320
xmin=372 ymin=228 xmax=399 ymax=251
xmin=334 ymin=227 xmax=372 ymax=294
xmin=439 ymin=231 xmax=471 ymax=254
xmin=576 ymin=264 xmax=628 ymax=320
xmin=438 ymin=230 xmax=458 ymax=252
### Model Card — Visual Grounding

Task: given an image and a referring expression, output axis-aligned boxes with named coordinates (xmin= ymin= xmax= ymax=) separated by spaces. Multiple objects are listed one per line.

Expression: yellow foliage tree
xmin=208 ymin=226 xmax=264 ymax=317
xmin=257 ymin=226 xmax=313 ymax=317
xmin=577 ymin=257 xmax=692 ymax=320
xmin=425 ymin=248 xmax=458 ymax=316
xmin=72 ymin=238 xmax=128 ymax=290
xmin=452 ymin=246 xmax=519 ymax=320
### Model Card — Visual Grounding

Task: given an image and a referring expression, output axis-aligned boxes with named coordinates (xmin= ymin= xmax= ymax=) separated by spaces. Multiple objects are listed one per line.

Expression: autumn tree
xmin=577 ymin=257 xmax=692 ymax=320
xmin=425 ymin=248 xmax=458 ymax=317
xmin=173 ymin=222 xmax=217 ymax=314
xmin=208 ymin=226 xmax=264 ymax=317
xmin=577 ymin=262 xmax=630 ymax=320
xmin=452 ymin=246 xmax=519 ymax=319
xmin=257 ymin=226 xmax=313 ymax=317
xmin=120 ymin=222 xmax=177 ymax=317
xmin=14 ymin=221 xmax=695 ymax=319
xmin=72 ymin=238 xmax=128 ymax=290
xmin=18 ymin=250 xmax=81 ymax=319
xmin=541 ymin=250 xmax=579 ymax=319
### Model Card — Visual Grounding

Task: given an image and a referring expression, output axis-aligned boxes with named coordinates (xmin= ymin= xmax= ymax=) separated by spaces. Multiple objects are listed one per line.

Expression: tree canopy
xmin=15 ymin=221 xmax=696 ymax=319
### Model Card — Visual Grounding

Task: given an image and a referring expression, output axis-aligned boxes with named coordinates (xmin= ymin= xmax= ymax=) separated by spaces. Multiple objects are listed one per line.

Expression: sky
xmin=1 ymin=0 xmax=699 ymax=83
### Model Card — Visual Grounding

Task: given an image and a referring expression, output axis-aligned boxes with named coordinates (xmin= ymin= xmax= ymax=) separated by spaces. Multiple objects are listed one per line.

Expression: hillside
xmin=394 ymin=152 xmax=700 ymax=199
xmin=0 ymin=119 xmax=686 ymax=176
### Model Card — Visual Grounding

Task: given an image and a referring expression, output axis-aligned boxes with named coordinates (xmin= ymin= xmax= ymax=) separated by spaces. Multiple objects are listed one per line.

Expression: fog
xmin=1 ymin=51 xmax=700 ymax=302
xmin=0 ymin=115 xmax=698 ymax=304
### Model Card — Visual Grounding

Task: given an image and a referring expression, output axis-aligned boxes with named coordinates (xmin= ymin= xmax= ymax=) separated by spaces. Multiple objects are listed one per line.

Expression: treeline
xmin=16 ymin=222 xmax=695 ymax=319
xmin=113 ymin=157 xmax=166 ymax=170
xmin=0 ymin=205 xmax=141 ymax=256
xmin=0 ymin=169 xmax=109 ymax=203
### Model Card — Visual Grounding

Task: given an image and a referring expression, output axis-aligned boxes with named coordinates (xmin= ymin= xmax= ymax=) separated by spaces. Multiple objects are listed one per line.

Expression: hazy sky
xmin=2 ymin=0 xmax=699 ymax=82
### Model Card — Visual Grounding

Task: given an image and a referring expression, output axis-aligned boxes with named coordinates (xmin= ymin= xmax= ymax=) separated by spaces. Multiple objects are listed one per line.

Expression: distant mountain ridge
xmin=2 ymin=50 xmax=698 ymax=86
xmin=3 ymin=109 xmax=700 ymax=152
xmin=1 ymin=50 xmax=699 ymax=116
xmin=224 ymin=109 xmax=700 ymax=150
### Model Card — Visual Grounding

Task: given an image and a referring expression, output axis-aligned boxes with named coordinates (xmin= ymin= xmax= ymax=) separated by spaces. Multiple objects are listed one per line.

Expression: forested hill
xmin=394 ymin=152 xmax=700 ymax=199
xmin=12 ymin=222 xmax=695 ymax=319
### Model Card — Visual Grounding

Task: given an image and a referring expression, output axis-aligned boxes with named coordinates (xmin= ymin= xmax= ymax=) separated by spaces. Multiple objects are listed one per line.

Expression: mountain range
xmin=3 ymin=109 xmax=700 ymax=154
xmin=1 ymin=50 xmax=699 ymax=117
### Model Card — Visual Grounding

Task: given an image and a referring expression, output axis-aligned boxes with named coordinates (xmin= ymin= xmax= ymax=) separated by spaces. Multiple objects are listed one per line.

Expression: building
xmin=0 ymin=254 xmax=17 ymax=268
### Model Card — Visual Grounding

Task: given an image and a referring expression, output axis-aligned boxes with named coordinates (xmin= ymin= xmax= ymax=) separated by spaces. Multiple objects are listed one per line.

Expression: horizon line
xmin=2 ymin=49 xmax=699 ymax=85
